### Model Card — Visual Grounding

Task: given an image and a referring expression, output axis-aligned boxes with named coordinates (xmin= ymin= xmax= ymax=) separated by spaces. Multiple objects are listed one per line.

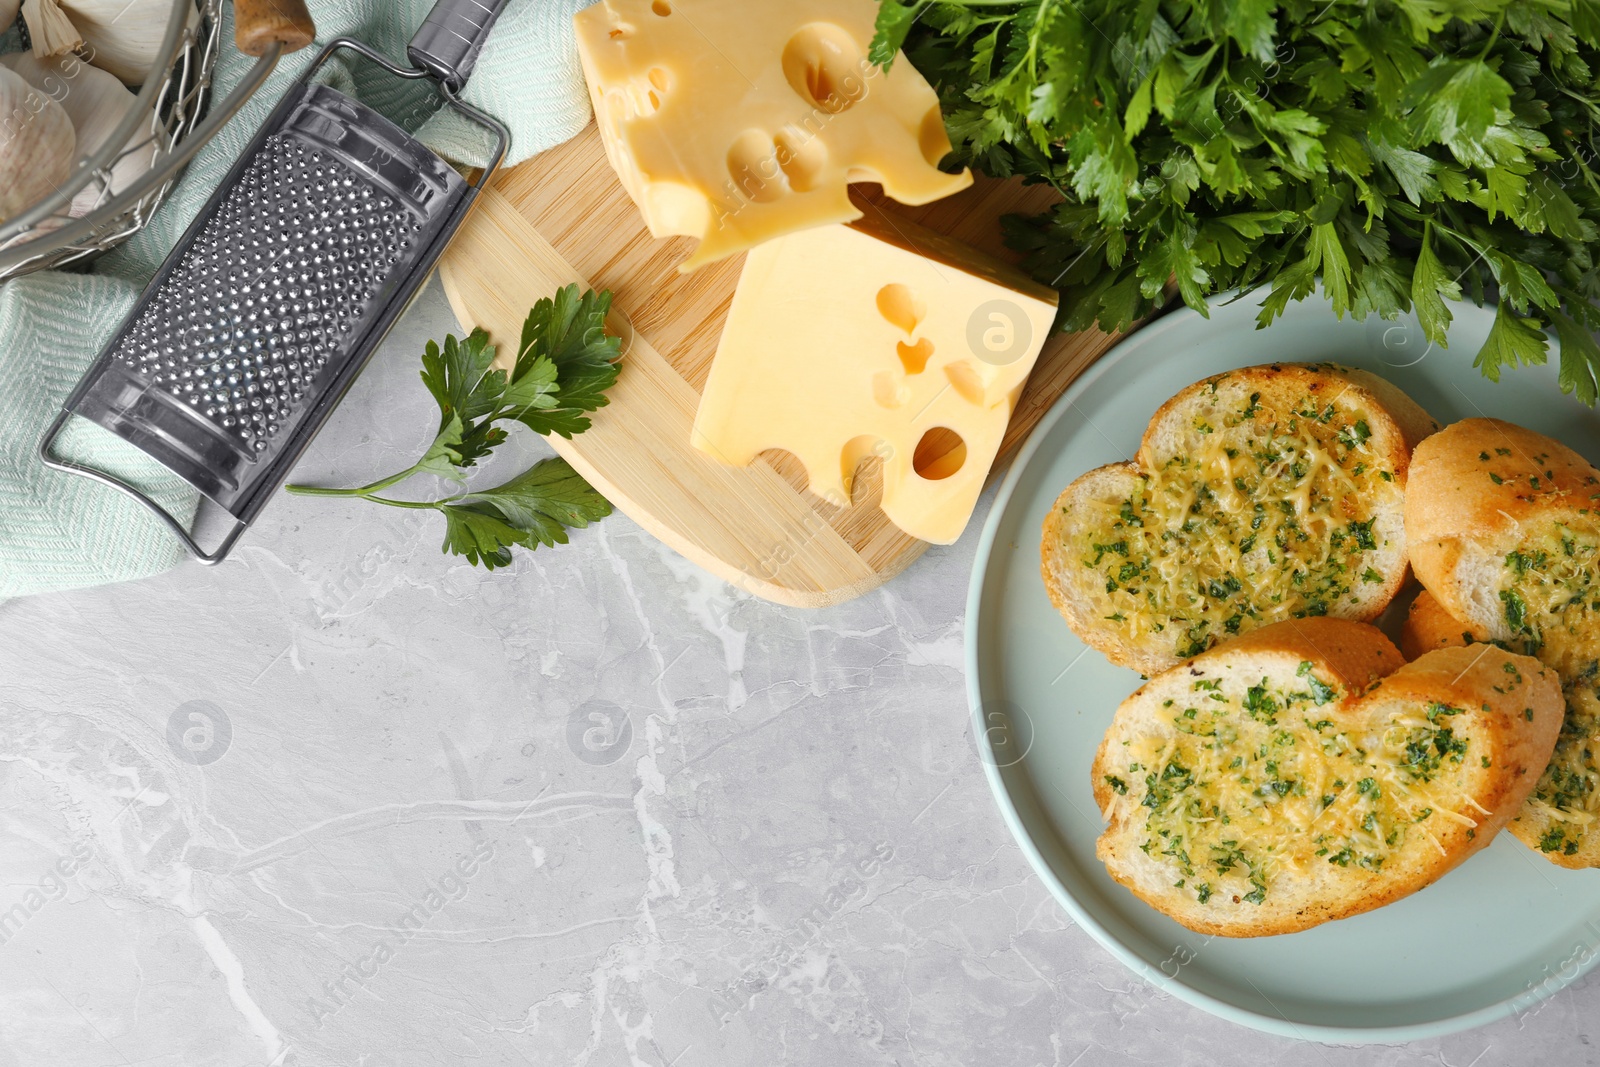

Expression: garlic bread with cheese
xmin=1400 ymin=589 xmax=1490 ymax=661
xmin=1400 ymin=588 xmax=1600 ymax=867
xmin=1406 ymin=419 xmax=1600 ymax=866
xmin=1043 ymin=364 xmax=1437 ymax=675
xmin=1093 ymin=618 xmax=1562 ymax=937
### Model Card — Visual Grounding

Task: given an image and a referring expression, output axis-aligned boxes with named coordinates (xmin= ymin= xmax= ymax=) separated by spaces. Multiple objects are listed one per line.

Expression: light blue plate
xmin=966 ymin=293 xmax=1600 ymax=1041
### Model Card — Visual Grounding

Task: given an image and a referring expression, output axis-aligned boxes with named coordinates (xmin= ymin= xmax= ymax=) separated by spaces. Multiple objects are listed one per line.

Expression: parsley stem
xmin=285 ymin=462 xmax=429 ymax=498
xmin=284 ymin=481 xmax=446 ymax=509
xmin=1477 ymin=11 xmax=1504 ymax=60
xmin=359 ymin=495 xmax=442 ymax=510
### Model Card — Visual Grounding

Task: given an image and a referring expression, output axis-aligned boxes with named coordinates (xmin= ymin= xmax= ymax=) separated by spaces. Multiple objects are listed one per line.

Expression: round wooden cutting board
xmin=438 ymin=123 xmax=1126 ymax=606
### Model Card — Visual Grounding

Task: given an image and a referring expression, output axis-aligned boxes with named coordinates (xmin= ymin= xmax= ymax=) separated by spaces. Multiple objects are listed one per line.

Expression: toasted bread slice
xmin=1400 ymin=590 xmax=1600 ymax=866
xmin=1400 ymin=589 xmax=1491 ymax=661
xmin=1043 ymin=364 xmax=1437 ymax=675
xmin=1405 ymin=419 xmax=1600 ymax=866
xmin=1092 ymin=618 xmax=1561 ymax=937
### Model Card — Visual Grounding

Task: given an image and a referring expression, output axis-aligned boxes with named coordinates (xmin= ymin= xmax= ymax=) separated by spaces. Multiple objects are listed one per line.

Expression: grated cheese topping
xmin=1106 ymin=666 xmax=1480 ymax=910
xmin=1495 ymin=522 xmax=1600 ymax=856
xmin=1066 ymin=373 xmax=1402 ymax=663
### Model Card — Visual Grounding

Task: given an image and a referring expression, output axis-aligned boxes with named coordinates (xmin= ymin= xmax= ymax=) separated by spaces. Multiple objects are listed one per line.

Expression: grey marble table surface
xmin=2 ymin=280 xmax=1594 ymax=1067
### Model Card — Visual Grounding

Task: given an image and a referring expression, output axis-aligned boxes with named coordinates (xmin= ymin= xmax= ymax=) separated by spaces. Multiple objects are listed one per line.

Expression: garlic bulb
xmin=22 ymin=0 xmax=197 ymax=86
xmin=0 ymin=63 xmax=75 ymax=226
xmin=0 ymin=51 xmax=159 ymax=218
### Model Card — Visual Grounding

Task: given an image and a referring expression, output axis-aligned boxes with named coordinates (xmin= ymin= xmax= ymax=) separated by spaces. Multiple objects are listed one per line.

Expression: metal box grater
xmin=41 ymin=0 xmax=512 ymax=563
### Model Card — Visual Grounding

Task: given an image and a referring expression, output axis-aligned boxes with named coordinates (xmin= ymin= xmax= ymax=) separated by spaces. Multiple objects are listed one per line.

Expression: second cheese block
xmin=572 ymin=0 xmax=972 ymax=272
xmin=691 ymin=210 xmax=1058 ymax=545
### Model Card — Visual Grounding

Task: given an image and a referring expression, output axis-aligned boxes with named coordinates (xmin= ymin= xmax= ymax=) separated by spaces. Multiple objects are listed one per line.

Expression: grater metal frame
xmin=39 ymin=36 xmax=510 ymax=564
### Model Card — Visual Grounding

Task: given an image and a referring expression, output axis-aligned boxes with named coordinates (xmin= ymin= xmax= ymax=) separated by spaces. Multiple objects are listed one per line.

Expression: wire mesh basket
xmin=0 ymin=0 xmax=294 ymax=280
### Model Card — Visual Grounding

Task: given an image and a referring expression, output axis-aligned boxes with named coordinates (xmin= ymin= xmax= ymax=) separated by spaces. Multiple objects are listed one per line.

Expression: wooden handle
xmin=234 ymin=0 xmax=316 ymax=57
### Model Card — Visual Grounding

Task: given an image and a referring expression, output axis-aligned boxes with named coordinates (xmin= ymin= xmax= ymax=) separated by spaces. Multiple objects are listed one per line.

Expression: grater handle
xmin=406 ymin=0 xmax=512 ymax=92
xmin=37 ymin=412 xmax=247 ymax=565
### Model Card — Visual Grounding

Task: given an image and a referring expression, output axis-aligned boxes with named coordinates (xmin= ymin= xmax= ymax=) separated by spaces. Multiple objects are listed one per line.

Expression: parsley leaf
xmin=1549 ymin=308 xmax=1600 ymax=406
xmin=1411 ymin=226 xmax=1461 ymax=347
xmin=421 ymin=330 xmax=510 ymax=468
xmin=869 ymin=0 xmax=925 ymax=68
xmin=510 ymin=286 xmax=623 ymax=438
xmin=1476 ymin=302 xmax=1549 ymax=383
xmin=414 ymin=415 xmax=467 ymax=479
xmin=880 ymin=0 xmax=1600 ymax=403
xmin=286 ymin=288 xmax=623 ymax=569
xmin=441 ymin=460 xmax=613 ymax=570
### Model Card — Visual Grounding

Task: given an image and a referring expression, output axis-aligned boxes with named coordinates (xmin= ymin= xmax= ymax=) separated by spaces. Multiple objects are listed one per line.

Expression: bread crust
xmin=1405 ymin=418 xmax=1600 ymax=867
xmin=1041 ymin=462 xmax=1151 ymax=672
xmin=1325 ymin=366 xmax=1440 ymax=453
xmin=1407 ymin=418 xmax=1600 ymax=632
xmin=1043 ymin=364 xmax=1432 ymax=675
xmin=1399 ymin=590 xmax=1600 ymax=869
xmin=1399 ymin=590 xmax=1488 ymax=661
xmin=1092 ymin=618 xmax=1561 ymax=937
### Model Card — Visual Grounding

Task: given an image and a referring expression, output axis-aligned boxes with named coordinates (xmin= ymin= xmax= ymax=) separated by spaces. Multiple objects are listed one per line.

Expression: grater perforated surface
xmin=47 ymin=24 xmax=508 ymax=561
xmin=60 ymin=77 xmax=476 ymax=536
xmin=110 ymin=134 xmax=423 ymax=454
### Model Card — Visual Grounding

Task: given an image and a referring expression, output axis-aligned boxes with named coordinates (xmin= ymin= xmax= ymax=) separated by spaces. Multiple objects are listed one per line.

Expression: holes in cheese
xmin=773 ymin=129 xmax=826 ymax=192
xmin=727 ymin=131 xmax=788 ymax=204
xmin=573 ymin=0 xmax=974 ymax=271
xmin=691 ymin=209 xmax=1058 ymax=545
xmin=782 ymin=23 xmax=864 ymax=114
xmin=647 ymin=67 xmax=669 ymax=105
xmin=876 ymin=283 xmax=924 ymax=336
xmin=897 ymin=337 xmax=935 ymax=375
xmin=913 ymin=428 xmax=966 ymax=481
xmin=872 ymin=371 xmax=908 ymax=409
xmin=944 ymin=361 xmax=983 ymax=406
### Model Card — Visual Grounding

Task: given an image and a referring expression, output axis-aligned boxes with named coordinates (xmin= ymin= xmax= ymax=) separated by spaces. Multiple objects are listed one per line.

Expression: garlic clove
xmin=24 ymin=0 xmax=196 ymax=86
xmin=18 ymin=0 xmax=79 ymax=57
xmin=0 ymin=63 xmax=75 ymax=226
xmin=0 ymin=52 xmax=161 ymax=219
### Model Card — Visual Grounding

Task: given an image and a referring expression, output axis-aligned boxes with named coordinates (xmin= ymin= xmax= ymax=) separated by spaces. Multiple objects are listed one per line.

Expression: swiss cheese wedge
xmin=690 ymin=208 xmax=1058 ymax=545
xmin=572 ymin=0 xmax=971 ymax=271
xmin=1405 ymin=418 xmax=1600 ymax=866
xmin=1042 ymin=363 xmax=1438 ymax=675
xmin=1093 ymin=618 xmax=1562 ymax=937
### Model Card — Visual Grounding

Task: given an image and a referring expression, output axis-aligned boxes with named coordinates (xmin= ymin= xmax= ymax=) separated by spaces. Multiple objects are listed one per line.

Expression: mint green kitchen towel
xmin=0 ymin=0 xmax=594 ymax=597
xmin=0 ymin=273 xmax=200 ymax=598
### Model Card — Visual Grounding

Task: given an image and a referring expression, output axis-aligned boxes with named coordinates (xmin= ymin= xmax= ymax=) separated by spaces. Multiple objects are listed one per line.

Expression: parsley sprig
xmin=874 ymin=0 xmax=1600 ymax=404
xmin=287 ymin=285 xmax=622 ymax=569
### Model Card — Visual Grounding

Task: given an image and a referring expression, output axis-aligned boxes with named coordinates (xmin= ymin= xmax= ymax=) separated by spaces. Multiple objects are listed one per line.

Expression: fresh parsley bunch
xmin=288 ymin=285 xmax=621 ymax=569
xmin=873 ymin=0 xmax=1600 ymax=402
